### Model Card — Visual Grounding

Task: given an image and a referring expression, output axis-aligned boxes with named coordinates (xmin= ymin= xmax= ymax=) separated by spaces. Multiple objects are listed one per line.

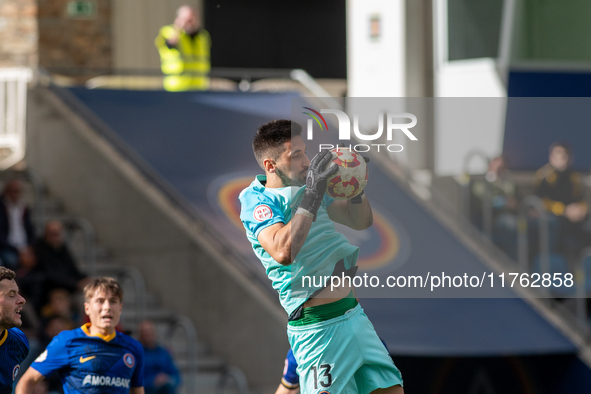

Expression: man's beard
xmin=0 ymin=313 xmax=19 ymax=329
xmin=276 ymin=167 xmax=304 ymax=187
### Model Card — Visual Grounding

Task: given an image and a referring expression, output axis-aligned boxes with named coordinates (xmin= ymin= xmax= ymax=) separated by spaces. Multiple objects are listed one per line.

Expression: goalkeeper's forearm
xmin=270 ymin=214 xmax=313 ymax=266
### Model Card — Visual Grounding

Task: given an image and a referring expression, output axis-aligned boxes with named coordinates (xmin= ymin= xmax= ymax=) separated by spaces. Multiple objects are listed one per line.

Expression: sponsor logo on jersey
xmin=318 ymin=391 xmax=331 ymax=394
xmin=82 ymin=375 xmax=130 ymax=388
xmin=12 ymin=365 xmax=20 ymax=381
xmin=123 ymin=353 xmax=135 ymax=368
xmin=253 ymin=204 xmax=273 ymax=221
xmin=35 ymin=350 xmax=47 ymax=362
xmin=79 ymin=355 xmax=96 ymax=363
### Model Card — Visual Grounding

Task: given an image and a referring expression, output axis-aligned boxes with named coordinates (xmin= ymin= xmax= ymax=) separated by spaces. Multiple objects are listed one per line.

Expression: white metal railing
xmin=0 ymin=67 xmax=32 ymax=170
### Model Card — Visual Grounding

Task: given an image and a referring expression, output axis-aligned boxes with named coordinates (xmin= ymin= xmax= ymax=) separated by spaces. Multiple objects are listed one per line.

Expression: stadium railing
xmin=576 ymin=248 xmax=591 ymax=328
xmin=39 ymin=66 xmax=342 ymax=108
xmin=61 ymin=216 xmax=97 ymax=276
xmin=516 ymin=195 xmax=551 ymax=276
xmin=0 ymin=67 xmax=32 ymax=170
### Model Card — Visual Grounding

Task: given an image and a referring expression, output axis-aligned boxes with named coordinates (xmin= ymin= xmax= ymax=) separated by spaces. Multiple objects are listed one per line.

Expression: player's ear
xmin=263 ymin=157 xmax=276 ymax=173
xmin=83 ymin=302 xmax=90 ymax=316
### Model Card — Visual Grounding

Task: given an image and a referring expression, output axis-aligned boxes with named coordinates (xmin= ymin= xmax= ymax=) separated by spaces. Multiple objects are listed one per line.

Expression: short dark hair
xmin=252 ymin=120 xmax=302 ymax=169
xmin=0 ymin=267 xmax=15 ymax=283
xmin=83 ymin=277 xmax=124 ymax=302
xmin=549 ymin=141 xmax=572 ymax=156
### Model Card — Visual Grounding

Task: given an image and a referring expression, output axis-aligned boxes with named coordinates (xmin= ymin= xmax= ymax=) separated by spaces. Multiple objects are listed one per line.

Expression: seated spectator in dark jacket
xmin=15 ymin=246 xmax=46 ymax=311
xmin=40 ymin=287 xmax=80 ymax=331
xmin=534 ymin=142 xmax=591 ymax=261
xmin=139 ymin=320 xmax=181 ymax=394
xmin=0 ymin=179 xmax=35 ymax=269
xmin=35 ymin=220 xmax=89 ymax=297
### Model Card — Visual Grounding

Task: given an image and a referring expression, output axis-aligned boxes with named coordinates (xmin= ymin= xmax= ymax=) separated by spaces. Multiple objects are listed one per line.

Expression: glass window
xmin=447 ymin=0 xmax=504 ymax=61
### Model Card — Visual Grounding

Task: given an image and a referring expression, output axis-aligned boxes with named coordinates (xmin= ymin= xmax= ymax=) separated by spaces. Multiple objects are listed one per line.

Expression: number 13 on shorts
xmin=310 ymin=363 xmax=333 ymax=390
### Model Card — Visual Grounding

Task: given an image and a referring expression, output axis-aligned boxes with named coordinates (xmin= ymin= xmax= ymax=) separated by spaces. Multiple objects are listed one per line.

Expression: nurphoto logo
xmin=302 ymin=107 xmax=418 ymax=153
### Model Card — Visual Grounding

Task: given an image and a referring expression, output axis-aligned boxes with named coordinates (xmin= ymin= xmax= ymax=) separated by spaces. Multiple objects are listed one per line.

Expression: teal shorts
xmin=287 ymin=304 xmax=403 ymax=394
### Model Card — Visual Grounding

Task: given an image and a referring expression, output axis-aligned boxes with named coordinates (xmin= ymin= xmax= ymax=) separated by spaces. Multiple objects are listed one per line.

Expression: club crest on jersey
xmin=253 ymin=204 xmax=273 ymax=221
xmin=123 ymin=353 xmax=135 ymax=368
xmin=12 ymin=365 xmax=20 ymax=381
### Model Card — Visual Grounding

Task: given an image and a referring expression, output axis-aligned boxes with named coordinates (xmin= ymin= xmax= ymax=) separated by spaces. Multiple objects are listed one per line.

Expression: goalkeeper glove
xmin=297 ymin=150 xmax=338 ymax=220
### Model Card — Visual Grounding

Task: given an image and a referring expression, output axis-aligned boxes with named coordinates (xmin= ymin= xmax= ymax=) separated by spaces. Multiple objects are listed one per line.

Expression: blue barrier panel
xmin=504 ymin=71 xmax=591 ymax=171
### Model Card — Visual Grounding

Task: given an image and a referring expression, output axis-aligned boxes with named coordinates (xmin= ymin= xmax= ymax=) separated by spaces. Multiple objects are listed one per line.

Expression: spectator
xmin=15 ymin=247 xmax=45 ymax=311
xmin=38 ymin=314 xmax=71 ymax=350
xmin=34 ymin=220 xmax=89 ymax=298
xmin=138 ymin=320 xmax=181 ymax=394
xmin=155 ymin=5 xmax=211 ymax=91
xmin=39 ymin=288 xmax=79 ymax=333
xmin=534 ymin=142 xmax=591 ymax=262
xmin=0 ymin=179 xmax=35 ymax=269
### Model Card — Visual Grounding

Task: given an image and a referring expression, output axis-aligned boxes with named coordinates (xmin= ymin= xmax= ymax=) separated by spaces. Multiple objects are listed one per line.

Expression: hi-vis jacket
xmin=155 ymin=26 xmax=211 ymax=91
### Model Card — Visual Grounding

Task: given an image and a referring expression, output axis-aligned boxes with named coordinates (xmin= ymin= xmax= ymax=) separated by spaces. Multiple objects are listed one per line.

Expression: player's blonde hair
xmin=83 ymin=277 xmax=124 ymax=302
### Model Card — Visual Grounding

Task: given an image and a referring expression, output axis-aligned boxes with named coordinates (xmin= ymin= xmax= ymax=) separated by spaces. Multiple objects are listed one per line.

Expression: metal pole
xmin=517 ymin=214 xmax=528 ymax=273
xmin=125 ymin=267 xmax=147 ymax=323
xmin=497 ymin=0 xmax=518 ymax=85
xmin=461 ymin=150 xmax=490 ymax=226
xmin=538 ymin=207 xmax=550 ymax=279
xmin=517 ymin=195 xmax=550 ymax=276
xmin=72 ymin=217 xmax=97 ymax=276
xmin=576 ymin=248 xmax=590 ymax=328
xmin=289 ymin=69 xmax=342 ymax=110
xmin=482 ymin=179 xmax=493 ymax=238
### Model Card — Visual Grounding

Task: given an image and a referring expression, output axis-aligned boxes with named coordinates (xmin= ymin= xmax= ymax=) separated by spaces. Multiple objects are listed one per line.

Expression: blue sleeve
xmin=281 ymin=348 xmax=299 ymax=388
xmin=30 ymin=334 xmax=70 ymax=377
xmin=240 ymin=189 xmax=285 ymax=238
xmin=131 ymin=343 xmax=145 ymax=387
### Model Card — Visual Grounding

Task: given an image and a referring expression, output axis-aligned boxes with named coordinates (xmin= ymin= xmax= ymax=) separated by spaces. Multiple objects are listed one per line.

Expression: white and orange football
xmin=323 ymin=147 xmax=368 ymax=200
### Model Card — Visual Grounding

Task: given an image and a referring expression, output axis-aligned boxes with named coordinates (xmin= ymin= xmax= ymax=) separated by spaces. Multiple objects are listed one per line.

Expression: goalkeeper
xmin=239 ymin=120 xmax=403 ymax=394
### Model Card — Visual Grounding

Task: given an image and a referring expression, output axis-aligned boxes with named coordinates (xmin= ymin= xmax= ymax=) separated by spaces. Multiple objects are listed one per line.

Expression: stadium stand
xmin=21 ymin=81 xmax=591 ymax=392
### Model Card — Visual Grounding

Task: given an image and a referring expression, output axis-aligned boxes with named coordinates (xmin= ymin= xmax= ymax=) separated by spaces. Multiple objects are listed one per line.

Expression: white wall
xmin=433 ymin=0 xmax=507 ymax=176
xmin=347 ymin=0 xmax=406 ymax=97
xmin=434 ymin=97 xmax=507 ymax=176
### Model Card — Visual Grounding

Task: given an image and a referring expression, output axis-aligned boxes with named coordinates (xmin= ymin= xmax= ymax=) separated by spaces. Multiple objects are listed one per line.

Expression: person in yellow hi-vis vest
xmin=155 ymin=5 xmax=211 ymax=91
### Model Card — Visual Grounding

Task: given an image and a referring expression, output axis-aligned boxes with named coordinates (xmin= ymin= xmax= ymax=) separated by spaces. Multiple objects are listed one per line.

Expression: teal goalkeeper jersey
xmin=239 ymin=175 xmax=359 ymax=315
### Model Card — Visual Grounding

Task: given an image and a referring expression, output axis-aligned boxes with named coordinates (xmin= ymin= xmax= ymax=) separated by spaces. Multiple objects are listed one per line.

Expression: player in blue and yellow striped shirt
xmin=0 ymin=267 xmax=29 ymax=394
